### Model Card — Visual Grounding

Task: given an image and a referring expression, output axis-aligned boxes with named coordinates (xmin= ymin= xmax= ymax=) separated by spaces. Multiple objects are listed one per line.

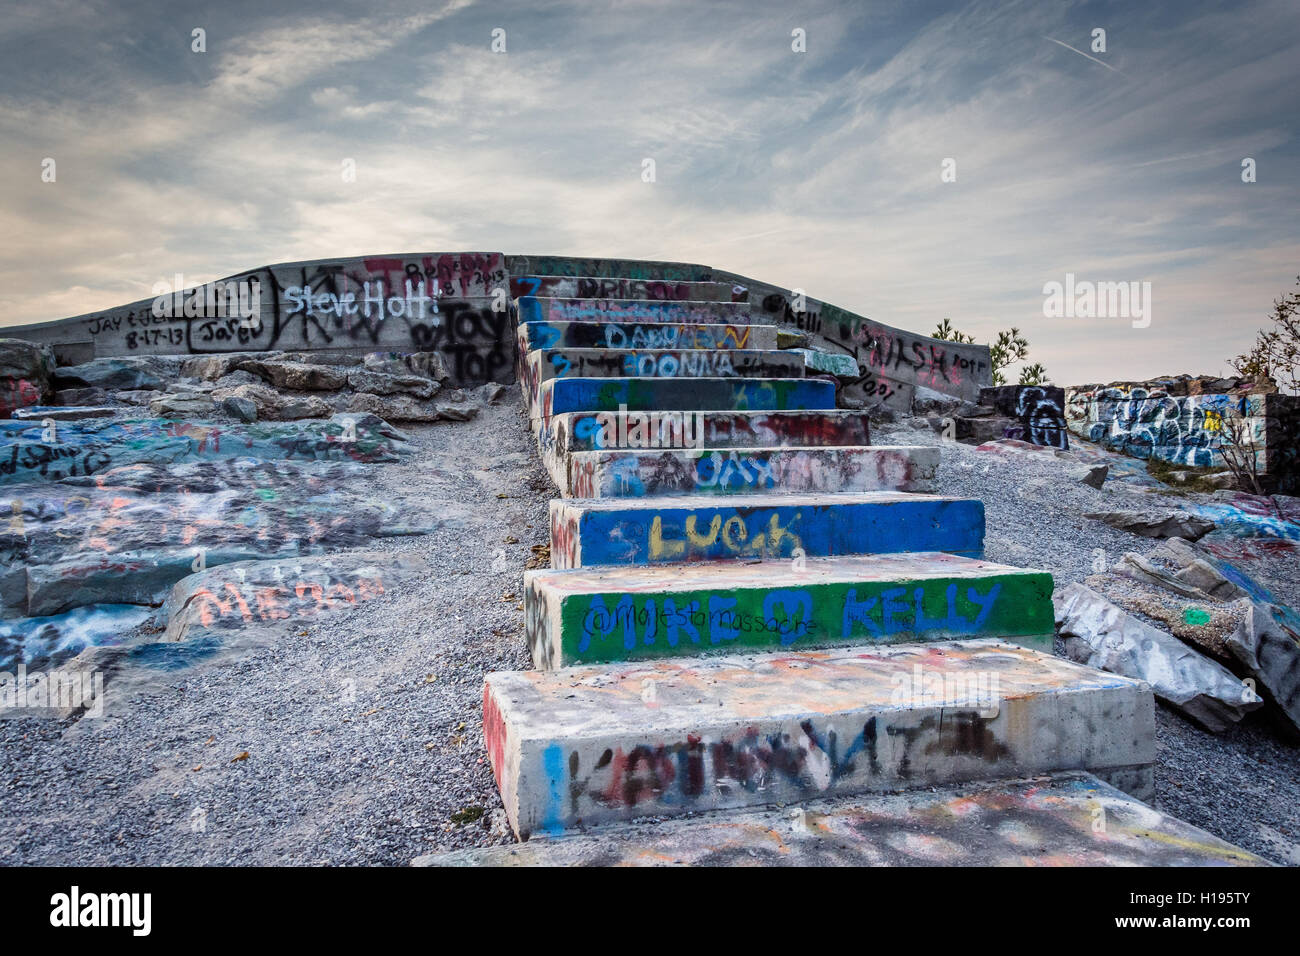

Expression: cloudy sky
xmin=1 ymin=0 xmax=1297 ymax=384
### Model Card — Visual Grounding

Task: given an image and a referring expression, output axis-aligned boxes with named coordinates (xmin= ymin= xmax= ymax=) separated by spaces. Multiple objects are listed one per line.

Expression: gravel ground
xmin=0 ymin=388 xmax=544 ymax=865
xmin=880 ymin=419 xmax=1300 ymax=865
xmin=1 ymin=404 xmax=1295 ymax=865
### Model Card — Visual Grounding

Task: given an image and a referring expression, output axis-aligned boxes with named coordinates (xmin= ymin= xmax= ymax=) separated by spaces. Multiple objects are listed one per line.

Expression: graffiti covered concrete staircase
xmin=480 ymin=273 xmax=1161 ymax=847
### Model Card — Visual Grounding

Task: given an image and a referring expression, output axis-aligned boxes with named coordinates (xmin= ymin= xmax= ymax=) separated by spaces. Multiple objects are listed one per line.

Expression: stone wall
xmin=1065 ymin=376 xmax=1299 ymax=492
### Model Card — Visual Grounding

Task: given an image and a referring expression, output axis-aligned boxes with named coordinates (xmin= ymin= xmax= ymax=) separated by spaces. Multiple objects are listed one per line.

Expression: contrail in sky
xmin=1044 ymin=36 xmax=1125 ymax=75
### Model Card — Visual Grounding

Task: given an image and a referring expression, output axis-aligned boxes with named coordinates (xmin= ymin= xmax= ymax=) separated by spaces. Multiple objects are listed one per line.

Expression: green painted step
xmin=524 ymin=551 xmax=1055 ymax=669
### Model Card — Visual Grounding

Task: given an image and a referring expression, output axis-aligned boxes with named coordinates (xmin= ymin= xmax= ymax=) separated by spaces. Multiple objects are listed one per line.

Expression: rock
xmin=1084 ymin=509 xmax=1215 ymax=541
xmin=235 ymin=359 xmax=348 ymax=391
xmin=1203 ymin=472 xmax=1239 ymax=490
xmin=11 ymin=405 xmax=116 ymax=421
xmin=345 ymin=368 xmax=438 ymax=399
xmin=54 ymin=387 xmax=108 ymax=406
xmin=162 ymin=551 xmax=430 ymax=643
xmin=345 ymin=392 xmax=444 ymax=422
xmin=436 ymin=401 xmax=478 ymax=422
xmin=1054 ymin=583 xmax=1262 ymax=732
xmin=53 ymin=358 xmax=165 ymax=391
xmin=475 ymin=383 xmax=507 ymax=405
xmin=149 ymin=393 xmax=216 ymax=417
xmin=114 ymin=389 xmax=158 ymax=406
xmin=210 ymin=383 xmax=283 ymax=419
xmin=277 ymin=396 xmax=332 ymax=420
xmin=911 ymin=386 xmax=965 ymax=416
xmin=1224 ymin=601 xmax=1300 ymax=736
xmin=957 ymin=415 xmax=1018 ymax=445
xmin=1174 ymin=560 xmax=1248 ymax=601
xmin=361 ymin=351 xmax=450 ymax=382
xmin=182 ymin=353 xmax=272 ymax=382
xmin=210 ymin=383 xmax=328 ymax=421
xmin=1073 ymin=464 xmax=1109 ymax=488
xmin=212 ymin=369 xmax=264 ymax=388
xmin=0 ymin=604 xmax=153 ymax=672
xmin=776 ymin=330 xmax=810 ymax=349
xmin=220 ymin=395 xmax=259 ymax=423
xmin=0 ymin=338 xmax=54 ymax=383
xmin=1116 ymin=552 xmax=1214 ymax=600
xmin=1 ymin=378 xmax=44 ymax=418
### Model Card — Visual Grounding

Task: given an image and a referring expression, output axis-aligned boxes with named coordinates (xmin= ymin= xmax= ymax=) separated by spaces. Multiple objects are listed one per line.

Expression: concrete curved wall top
xmin=3 ymin=250 xmax=991 ymax=407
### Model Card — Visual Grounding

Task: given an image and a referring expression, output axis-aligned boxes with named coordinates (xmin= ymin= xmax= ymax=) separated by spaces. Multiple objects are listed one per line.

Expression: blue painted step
xmin=549 ymin=492 xmax=985 ymax=568
xmin=537 ymin=377 xmax=836 ymax=419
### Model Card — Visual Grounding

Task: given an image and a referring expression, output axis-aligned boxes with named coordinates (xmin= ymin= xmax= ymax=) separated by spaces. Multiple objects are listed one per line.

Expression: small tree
xmin=1018 ymin=362 xmax=1050 ymax=385
xmin=935 ymin=320 xmax=1039 ymax=386
xmin=932 ymin=317 xmax=975 ymax=344
xmin=1231 ymin=275 xmax=1299 ymax=393
xmin=1216 ymin=405 xmax=1265 ymax=495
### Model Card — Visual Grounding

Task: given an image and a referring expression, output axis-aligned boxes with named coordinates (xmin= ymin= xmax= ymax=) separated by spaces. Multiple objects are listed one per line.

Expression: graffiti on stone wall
xmin=736 ymin=290 xmax=991 ymax=409
xmin=1066 ymin=386 xmax=1265 ymax=468
xmin=66 ymin=253 xmax=513 ymax=384
xmin=981 ymin=385 xmax=1068 ymax=449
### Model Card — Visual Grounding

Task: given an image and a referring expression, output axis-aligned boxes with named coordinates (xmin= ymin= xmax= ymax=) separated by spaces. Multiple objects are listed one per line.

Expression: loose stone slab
xmin=420 ymin=772 xmax=1264 ymax=866
xmin=525 ymin=551 xmax=1055 ymax=668
xmin=482 ymin=639 xmax=1154 ymax=839
xmin=516 ymin=296 xmax=765 ymax=326
xmin=789 ymin=348 xmax=860 ymax=377
xmin=565 ymin=445 xmax=939 ymax=498
xmin=550 ymin=492 xmax=984 ymax=568
xmin=517 ymin=321 xmax=777 ymax=353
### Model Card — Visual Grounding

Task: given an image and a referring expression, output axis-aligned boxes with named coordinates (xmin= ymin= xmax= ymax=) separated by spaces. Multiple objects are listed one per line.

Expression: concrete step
xmin=516 ymin=296 xmax=767 ymax=327
xmin=524 ymin=551 xmax=1052 ymax=669
xmin=510 ymin=276 xmax=740 ymax=302
xmin=522 ymin=351 xmax=807 ymax=419
xmin=529 ymin=348 xmax=804 ymax=383
xmin=549 ymin=492 xmax=984 ymax=568
xmin=517 ymin=321 xmax=777 ymax=352
xmin=482 ymin=639 xmax=1154 ymax=838
xmin=536 ymin=377 xmax=834 ymax=426
xmin=565 ymin=445 xmax=938 ymax=498
xmin=538 ymin=409 xmax=874 ymax=491
xmin=522 ymin=350 xmax=806 ymax=415
xmin=420 ymin=772 xmax=1263 ymax=866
